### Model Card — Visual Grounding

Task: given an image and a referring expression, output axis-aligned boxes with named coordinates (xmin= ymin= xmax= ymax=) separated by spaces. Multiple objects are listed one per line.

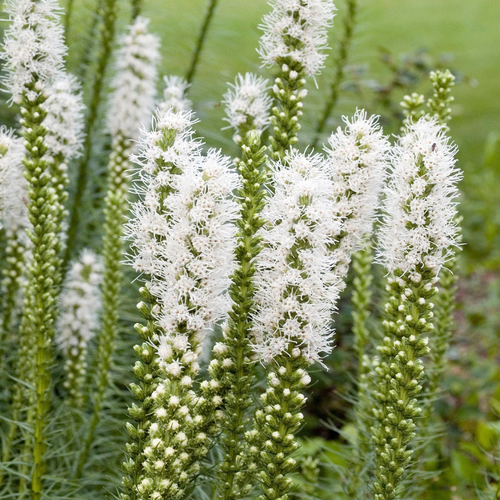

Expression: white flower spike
xmin=160 ymin=75 xmax=192 ymax=113
xmin=1 ymin=0 xmax=66 ymax=103
xmin=324 ymin=110 xmax=390 ymax=280
xmin=253 ymin=151 xmax=342 ymax=364
xmin=378 ymin=116 xmax=461 ymax=277
xmin=223 ymin=73 xmax=272 ymax=138
xmin=108 ymin=16 xmax=160 ymax=141
xmin=259 ymin=0 xmax=336 ymax=77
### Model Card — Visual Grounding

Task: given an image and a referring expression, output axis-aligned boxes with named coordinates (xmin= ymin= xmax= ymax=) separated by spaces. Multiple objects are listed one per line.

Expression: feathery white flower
xmin=1 ymin=0 xmax=66 ymax=103
xmin=43 ymin=73 xmax=85 ymax=161
xmin=324 ymin=110 xmax=390 ymax=279
xmin=0 ymin=126 xmax=29 ymax=233
xmin=126 ymin=108 xmax=202 ymax=276
xmin=126 ymin=108 xmax=239 ymax=366
xmin=259 ymin=0 xmax=336 ymax=77
xmin=57 ymin=250 xmax=102 ymax=405
xmin=108 ymin=16 xmax=160 ymax=141
xmin=152 ymin=152 xmax=239 ymax=369
xmin=253 ymin=151 xmax=342 ymax=364
xmin=160 ymin=75 xmax=191 ymax=113
xmin=223 ymin=73 xmax=272 ymax=137
xmin=57 ymin=250 xmax=103 ymax=353
xmin=377 ymin=117 xmax=461 ymax=277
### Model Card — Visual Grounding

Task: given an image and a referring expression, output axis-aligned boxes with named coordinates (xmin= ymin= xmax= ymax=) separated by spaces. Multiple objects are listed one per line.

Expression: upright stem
xmin=131 ymin=0 xmax=144 ymax=20
xmin=212 ymin=134 xmax=268 ymax=500
xmin=185 ymin=0 xmax=219 ymax=84
xmin=255 ymin=354 xmax=309 ymax=500
xmin=312 ymin=0 xmax=359 ymax=148
xmin=13 ymin=82 xmax=64 ymax=500
xmin=64 ymin=0 xmax=117 ymax=270
xmin=372 ymin=267 xmax=436 ymax=500
xmin=76 ymin=135 xmax=130 ymax=477
xmin=64 ymin=0 xmax=75 ymax=39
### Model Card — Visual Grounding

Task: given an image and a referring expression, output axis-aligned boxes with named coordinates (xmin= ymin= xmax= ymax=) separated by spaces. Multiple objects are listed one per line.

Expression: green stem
xmin=76 ymin=134 xmax=130 ymax=478
xmin=372 ymin=267 xmax=436 ymax=500
xmin=64 ymin=0 xmax=75 ymax=40
xmin=212 ymin=133 xmax=268 ymax=500
xmin=255 ymin=354 xmax=309 ymax=500
xmin=131 ymin=0 xmax=144 ymax=20
xmin=185 ymin=0 xmax=219 ymax=84
xmin=312 ymin=0 xmax=359 ymax=148
xmin=64 ymin=0 xmax=117 ymax=271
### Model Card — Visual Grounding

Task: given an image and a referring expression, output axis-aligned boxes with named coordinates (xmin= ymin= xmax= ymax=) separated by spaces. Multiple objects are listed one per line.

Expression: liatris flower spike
xmin=259 ymin=0 xmax=337 ymax=159
xmin=57 ymin=250 xmax=103 ymax=408
xmin=251 ymin=151 xmax=343 ymax=500
xmin=160 ymin=75 xmax=192 ymax=112
xmin=324 ymin=110 xmax=390 ymax=281
xmin=1 ymin=1 xmax=68 ymax=496
xmin=371 ymin=117 xmax=461 ymax=500
xmin=108 ymin=16 xmax=160 ymax=142
xmin=223 ymin=72 xmax=272 ymax=143
xmin=125 ymin=108 xmax=239 ymax=500
xmin=75 ymin=15 xmax=161 ymax=477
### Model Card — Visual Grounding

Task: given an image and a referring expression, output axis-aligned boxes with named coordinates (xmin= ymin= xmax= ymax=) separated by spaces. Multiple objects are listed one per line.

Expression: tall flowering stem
xmin=64 ymin=0 xmax=118 ymax=269
xmin=1 ymin=0 xmax=67 ymax=495
xmin=185 ymin=0 xmax=219 ymax=84
xmin=313 ymin=0 xmax=359 ymax=147
xmin=259 ymin=0 xmax=336 ymax=160
xmin=206 ymin=74 xmax=272 ymax=500
xmin=124 ymin=110 xmax=238 ymax=499
xmin=371 ymin=118 xmax=461 ymax=500
xmin=252 ymin=152 xmax=341 ymax=500
xmin=121 ymin=110 xmax=200 ymax=499
xmin=57 ymin=251 xmax=102 ymax=408
xmin=77 ymin=17 xmax=159 ymax=477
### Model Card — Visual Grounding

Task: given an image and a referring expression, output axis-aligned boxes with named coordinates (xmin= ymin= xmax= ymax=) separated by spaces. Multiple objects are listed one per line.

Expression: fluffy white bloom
xmin=253 ymin=151 xmax=342 ymax=364
xmin=1 ymin=0 xmax=66 ymax=102
xmin=259 ymin=0 xmax=336 ymax=76
xmin=223 ymin=73 xmax=272 ymax=136
xmin=108 ymin=17 xmax=160 ymax=140
xmin=152 ymin=153 xmax=239 ymax=364
xmin=324 ymin=110 xmax=390 ymax=279
xmin=57 ymin=250 xmax=103 ymax=353
xmin=377 ymin=117 xmax=461 ymax=276
xmin=160 ymin=75 xmax=191 ymax=113
xmin=126 ymin=108 xmax=239 ymax=369
xmin=43 ymin=73 xmax=85 ymax=160
xmin=126 ymin=108 xmax=202 ymax=276
xmin=0 ymin=126 xmax=29 ymax=233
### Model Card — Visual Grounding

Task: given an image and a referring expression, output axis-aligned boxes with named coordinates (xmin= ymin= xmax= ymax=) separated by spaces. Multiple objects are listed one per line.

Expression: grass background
xmin=69 ymin=0 xmax=500 ymax=163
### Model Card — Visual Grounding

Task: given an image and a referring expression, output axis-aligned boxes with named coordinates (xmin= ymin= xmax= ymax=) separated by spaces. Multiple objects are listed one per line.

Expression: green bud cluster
xmin=269 ymin=61 xmax=307 ymax=161
xmin=372 ymin=267 xmax=436 ymax=500
xmin=11 ymin=81 xmax=67 ymax=499
xmin=427 ymin=69 xmax=455 ymax=130
xmin=254 ymin=353 xmax=311 ymax=500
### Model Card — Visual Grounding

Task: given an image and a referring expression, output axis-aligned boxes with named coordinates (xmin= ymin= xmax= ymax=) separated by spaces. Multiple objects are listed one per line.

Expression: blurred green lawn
xmin=131 ymin=0 xmax=500 ymax=164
